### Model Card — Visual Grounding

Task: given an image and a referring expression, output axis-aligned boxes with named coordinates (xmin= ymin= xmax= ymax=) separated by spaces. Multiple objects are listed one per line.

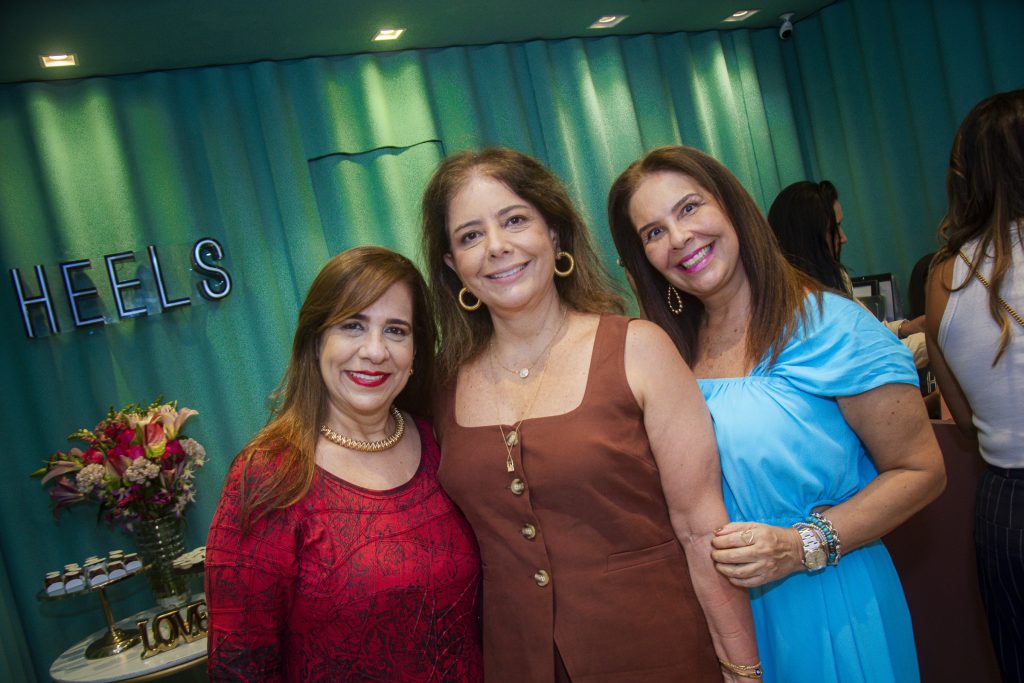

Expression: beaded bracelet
xmin=808 ymin=511 xmax=842 ymax=565
xmin=806 ymin=514 xmax=837 ymax=563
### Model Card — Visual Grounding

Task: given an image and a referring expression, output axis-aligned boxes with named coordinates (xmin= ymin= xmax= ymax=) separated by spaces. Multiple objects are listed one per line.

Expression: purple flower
xmin=150 ymin=491 xmax=172 ymax=506
xmin=49 ymin=478 xmax=85 ymax=519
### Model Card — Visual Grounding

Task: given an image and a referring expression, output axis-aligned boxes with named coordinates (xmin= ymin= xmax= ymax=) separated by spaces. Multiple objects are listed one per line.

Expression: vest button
xmin=521 ymin=523 xmax=537 ymax=540
xmin=533 ymin=569 xmax=550 ymax=587
xmin=510 ymin=478 xmax=525 ymax=495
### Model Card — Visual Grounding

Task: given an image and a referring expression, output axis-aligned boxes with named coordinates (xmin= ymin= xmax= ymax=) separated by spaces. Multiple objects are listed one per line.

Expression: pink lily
xmin=143 ymin=422 xmax=167 ymax=458
xmin=155 ymin=405 xmax=198 ymax=440
xmin=126 ymin=411 xmax=155 ymax=430
xmin=105 ymin=451 xmax=129 ymax=478
xmin=39 ymin=460 xmax=83 ymax=486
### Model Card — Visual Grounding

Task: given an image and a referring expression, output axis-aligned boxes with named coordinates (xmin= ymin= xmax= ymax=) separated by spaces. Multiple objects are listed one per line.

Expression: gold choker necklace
xmin=320 ymin=406 xmax=405 ymax=452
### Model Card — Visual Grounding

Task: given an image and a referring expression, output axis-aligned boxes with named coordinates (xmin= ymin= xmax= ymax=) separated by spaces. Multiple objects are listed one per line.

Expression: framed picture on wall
xmin=851 ymin=278 xmax=878 ymax=300
xmin=851 ymin=273 xmax=903 ymax=322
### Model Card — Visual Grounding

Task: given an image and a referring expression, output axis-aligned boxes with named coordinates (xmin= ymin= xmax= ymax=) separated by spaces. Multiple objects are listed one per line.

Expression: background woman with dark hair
xmin=421 ymin=147 xmax=760 ymax=682
xmin=816 ymin=180 xmax=847 ymax=260
xmin=766 ymin=180 xmax=847 ymax=291
xmin=817 ymin=180 xmax=927 ymax=344
xmin=608 ymin=145 xmax=945 ymax=682
xmin=926 ymin=88 xmax=1024 ymax=682
xmin=205 ymin=246 xmax=483 ymax=681
xmin=768 ymin=180 xmax=930 ymax=370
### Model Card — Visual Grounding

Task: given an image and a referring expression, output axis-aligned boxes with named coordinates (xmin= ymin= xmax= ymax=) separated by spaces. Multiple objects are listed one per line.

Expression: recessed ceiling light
xmin=723 ymin=9 xmax=760 ymax=22
xmin=372 ymin=28 xmax=405 ymax=42
xmin=40 ymin=53 xmax=78 ymax=68
xmin=589 ymin=15 xmax=628 ymax=29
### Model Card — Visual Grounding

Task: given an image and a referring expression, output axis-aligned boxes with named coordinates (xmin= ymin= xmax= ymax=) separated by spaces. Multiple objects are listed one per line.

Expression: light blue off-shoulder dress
xmin=699 ymin=292 xmax=921 ymax=683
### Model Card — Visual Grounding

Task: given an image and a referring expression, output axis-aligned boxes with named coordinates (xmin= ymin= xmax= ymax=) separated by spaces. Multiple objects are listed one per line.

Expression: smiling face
xmin=318 ymin=280 xmax=414 ymax=425
xmin=443 ymin=173 xmax=559 ymax=316
xmin=628 ymin=170 xmax=748 ymax=306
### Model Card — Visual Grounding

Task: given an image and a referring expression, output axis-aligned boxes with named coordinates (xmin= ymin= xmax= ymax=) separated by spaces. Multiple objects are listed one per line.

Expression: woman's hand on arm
xmin=625 ymin=320 xmax=760 ymax=679
xmin=710 ymin=522 xmax=805 ymax=588
xmin=925 ymin=257 xmax=976 ymax=431
xmin=824 ymin=381 xmax=946 ymax=554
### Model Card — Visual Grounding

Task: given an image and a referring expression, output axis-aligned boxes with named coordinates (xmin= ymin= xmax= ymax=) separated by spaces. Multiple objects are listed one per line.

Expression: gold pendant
xmin=505 ymin=430 xmax=519 ymax=447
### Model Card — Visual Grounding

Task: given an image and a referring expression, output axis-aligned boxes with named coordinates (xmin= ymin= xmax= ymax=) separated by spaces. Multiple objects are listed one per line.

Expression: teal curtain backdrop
xmin=0 ymin=0 xmax=1021 ymax=678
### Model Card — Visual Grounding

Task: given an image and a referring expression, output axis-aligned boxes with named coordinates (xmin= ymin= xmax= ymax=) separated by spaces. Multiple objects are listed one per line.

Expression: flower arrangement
xmin=32 ymin=398 xmax=205 ymax=528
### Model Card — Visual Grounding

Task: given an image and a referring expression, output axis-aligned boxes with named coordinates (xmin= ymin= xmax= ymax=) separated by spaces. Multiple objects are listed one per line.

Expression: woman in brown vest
xmin=420 ymin=147 xmax=761 ymax=682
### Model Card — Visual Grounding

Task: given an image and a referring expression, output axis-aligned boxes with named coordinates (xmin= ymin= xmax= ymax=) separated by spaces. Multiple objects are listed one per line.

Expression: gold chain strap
xmin=958 ymin=250 xmax=1024 ymax=328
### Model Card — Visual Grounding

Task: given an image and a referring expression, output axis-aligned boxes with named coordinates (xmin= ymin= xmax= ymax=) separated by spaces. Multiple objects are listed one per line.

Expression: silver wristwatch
xmin=795 ymin=523 xmax=827 ymax=572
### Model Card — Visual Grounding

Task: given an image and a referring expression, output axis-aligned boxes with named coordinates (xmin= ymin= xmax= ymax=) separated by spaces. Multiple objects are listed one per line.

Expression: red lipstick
xmin=345 ymin=371 xmax=390 ymax=387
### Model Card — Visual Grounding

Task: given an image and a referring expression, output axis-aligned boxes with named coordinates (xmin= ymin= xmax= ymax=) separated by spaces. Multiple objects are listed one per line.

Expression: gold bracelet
xmin=719 ymin=658 xmax=764 ymax=679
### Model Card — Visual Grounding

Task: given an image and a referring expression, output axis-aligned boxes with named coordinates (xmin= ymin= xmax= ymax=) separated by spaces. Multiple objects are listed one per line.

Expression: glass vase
xmin=133 ymin=514 xmax=190 ymax=609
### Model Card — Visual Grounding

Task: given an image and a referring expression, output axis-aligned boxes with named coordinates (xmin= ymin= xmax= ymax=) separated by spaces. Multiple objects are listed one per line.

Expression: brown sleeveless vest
xmin=436 ymin=315 xmax=718 ymax=682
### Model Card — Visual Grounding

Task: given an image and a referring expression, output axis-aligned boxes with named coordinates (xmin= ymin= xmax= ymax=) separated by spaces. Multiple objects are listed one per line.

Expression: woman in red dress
xmin=205 ymin=246 xmax=483 ymax=682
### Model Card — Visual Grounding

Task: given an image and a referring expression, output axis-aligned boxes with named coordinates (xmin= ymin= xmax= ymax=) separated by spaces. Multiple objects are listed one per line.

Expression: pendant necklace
xmin=492 ymin=308 xmax=569 ymax=472
xmin=492 ymin=306 xmax=569 ymax=379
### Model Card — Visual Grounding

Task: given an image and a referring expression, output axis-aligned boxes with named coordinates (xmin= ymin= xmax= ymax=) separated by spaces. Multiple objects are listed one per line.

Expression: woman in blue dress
xmin=607 ymin=146 xmax=946 ymax=683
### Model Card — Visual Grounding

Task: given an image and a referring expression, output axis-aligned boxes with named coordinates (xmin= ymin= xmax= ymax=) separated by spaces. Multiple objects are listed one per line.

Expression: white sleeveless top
xmin=937 ymin=229 xmax=1024 ymax=468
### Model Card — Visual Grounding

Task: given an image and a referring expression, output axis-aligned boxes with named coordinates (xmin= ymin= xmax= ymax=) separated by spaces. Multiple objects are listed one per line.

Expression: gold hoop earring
xmin=458 ymin=287 xmax=482 ymax=312
xmin=667 ymin=284 xmax=684 ymax=315
xmin=554 ymin=251 xmax=575 ymax=278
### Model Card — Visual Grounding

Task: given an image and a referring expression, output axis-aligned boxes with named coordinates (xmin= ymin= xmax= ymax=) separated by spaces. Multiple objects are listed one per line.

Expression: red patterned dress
xmin=205 ymin=417 xmax=483 ymax=682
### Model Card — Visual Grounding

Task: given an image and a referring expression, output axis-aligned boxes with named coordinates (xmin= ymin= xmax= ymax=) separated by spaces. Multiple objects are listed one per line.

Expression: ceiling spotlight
xmin=778 ymin=13 xmax=795 ymax=40
xmin=723 ymin=9 xmax=759 ymax=23
xmin=589 ymin=15 xmax=628 ymax=29
xmin=40 ymin=53 xmax=78 ymax=68
xmin=372 ymin=28 xmax=405 ymax=42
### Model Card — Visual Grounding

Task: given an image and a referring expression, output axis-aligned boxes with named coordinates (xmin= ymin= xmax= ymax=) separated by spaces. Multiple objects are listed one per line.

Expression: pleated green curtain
xmin=780 ymin=0 xmax=1024 ymax=288
xmin=1 ymin=0 xmax=1021 ymax=678
xmin=0 ymin=556 xmax=34 ymax=682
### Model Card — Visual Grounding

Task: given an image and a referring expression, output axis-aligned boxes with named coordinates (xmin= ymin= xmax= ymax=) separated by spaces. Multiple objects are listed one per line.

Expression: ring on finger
xmin=741 ymin=529 xmax=755 ymax=546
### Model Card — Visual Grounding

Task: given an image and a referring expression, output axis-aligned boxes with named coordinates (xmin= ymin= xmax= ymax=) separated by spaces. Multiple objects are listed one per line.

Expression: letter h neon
xmin=10 ymin=266 xmax=60 ymax=338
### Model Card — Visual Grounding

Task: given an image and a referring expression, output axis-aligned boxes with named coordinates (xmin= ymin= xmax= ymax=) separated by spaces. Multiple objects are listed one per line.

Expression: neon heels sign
xmin=9 ymin=237 xmax=232 ymax=339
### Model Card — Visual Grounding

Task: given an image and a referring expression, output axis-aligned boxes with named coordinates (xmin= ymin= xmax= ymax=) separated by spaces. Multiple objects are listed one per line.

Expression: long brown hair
xmin=421 ymin=147 xmax=624 ymax=382
xmin=235 ymin=246 xmax=437 ymax=530
xmin=607 ymin=145 xmax=816 ymax=366
xmin=937 ymin=88 xmax=1024 ymax=364
xmin=768 ymin=181 xmax=847 ymax=293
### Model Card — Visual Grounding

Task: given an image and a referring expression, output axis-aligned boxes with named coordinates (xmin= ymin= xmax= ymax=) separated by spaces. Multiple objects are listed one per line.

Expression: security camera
xmin=779 ymin=13 xmax=794 ymax=40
